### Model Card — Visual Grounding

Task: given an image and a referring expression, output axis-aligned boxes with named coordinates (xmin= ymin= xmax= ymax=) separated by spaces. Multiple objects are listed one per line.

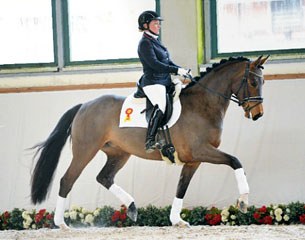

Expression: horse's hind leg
xmin=54 ymin=145 xmax=100 ymax=228
xmin=96 ymin=147 xmax=137 ymax=221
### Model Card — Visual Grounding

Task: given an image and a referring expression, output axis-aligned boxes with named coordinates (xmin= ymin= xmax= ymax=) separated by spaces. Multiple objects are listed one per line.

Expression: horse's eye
xmin=249 ymin=77 xmax=258 ymax=87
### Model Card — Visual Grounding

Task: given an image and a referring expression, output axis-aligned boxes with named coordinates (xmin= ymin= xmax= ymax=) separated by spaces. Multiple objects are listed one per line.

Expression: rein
xmin=189 ymin=61 xmax=263 ymax=108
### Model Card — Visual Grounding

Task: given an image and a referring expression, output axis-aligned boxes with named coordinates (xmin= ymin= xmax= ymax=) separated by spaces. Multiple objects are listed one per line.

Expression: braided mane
xmin=184 ymin=56 xmax=249 ymax=90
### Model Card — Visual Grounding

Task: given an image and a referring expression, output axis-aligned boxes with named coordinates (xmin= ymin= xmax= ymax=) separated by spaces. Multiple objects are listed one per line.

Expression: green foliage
xmin=136 ymin=205 xmax=171 ymax=226
xmin=94 ymin=206 xmax=115 ymax=227
xmin=236 ymin=205 xmax=256 ymax=225
xmin=287 ymin=202 xmax=305 ymax=224
xmin=1 ymin=202 xmax=305 ymax=230
xmin=10 ymin=208 xmax=25 ymax=230
xmin=187 ymin=206 xmax=207 ymax=225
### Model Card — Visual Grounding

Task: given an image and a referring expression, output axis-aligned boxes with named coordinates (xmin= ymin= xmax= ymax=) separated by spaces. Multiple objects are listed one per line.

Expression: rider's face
xmin=148 ymin=20 xmax=161 ymax=35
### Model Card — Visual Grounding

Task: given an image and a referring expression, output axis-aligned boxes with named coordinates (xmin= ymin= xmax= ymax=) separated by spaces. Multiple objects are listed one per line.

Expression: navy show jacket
xmin=137 ymin=32 xmax=180 ymax=87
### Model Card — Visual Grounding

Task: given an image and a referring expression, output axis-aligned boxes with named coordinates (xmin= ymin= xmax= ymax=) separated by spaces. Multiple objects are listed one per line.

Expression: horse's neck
xmin=183 ymin=66 xmax=240 ymax=122
xmin=194 ymin=70 xmax=233 ymax=104
xmin=205 ymin=75 xmax=230 ymax=94
xmin=198 ymin=61 xmax=245 ymax=101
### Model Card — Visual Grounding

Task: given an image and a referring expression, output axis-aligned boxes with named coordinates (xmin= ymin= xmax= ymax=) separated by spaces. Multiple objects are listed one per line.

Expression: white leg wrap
xmin=54 ymin=196 xmax=66 ymax=226
xmin=109 ymin=184 xmax=134 ymax=207
xmin=235 ymin=168 xmax=250 ymax=195
xmin=170 ymin=197 xmax=184 ymax=225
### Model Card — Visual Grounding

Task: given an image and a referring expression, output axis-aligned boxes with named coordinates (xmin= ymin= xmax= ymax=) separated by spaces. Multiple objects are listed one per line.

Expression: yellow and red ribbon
xmin=124 ymin=108 xmax=133 ymax=122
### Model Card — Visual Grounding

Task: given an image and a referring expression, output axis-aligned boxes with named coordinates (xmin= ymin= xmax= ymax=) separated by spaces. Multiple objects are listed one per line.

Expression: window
xmin=0 ymin=0 xmax=156 ymax=68
xmin=210 ymin=0 xmax=305 ymax=58
xmin=66 ymin=0 xmax=155 ymax=63
xmin=0 ymin=0 xmax=54 ymax=65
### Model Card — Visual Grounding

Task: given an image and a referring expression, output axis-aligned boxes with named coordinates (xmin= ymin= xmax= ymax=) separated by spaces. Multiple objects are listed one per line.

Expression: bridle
xmin=189 ymin=61 xmax=264 ymax=110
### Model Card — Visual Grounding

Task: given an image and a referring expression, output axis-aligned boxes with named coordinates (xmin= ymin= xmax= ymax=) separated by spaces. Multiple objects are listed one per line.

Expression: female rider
xmin=137 ymin=10 xmax=191 ymax=153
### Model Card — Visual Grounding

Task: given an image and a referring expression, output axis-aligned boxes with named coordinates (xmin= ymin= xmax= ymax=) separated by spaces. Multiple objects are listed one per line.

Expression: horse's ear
xmin=259 ymin=55 xmax=270 ymax=66
xmin=252 ymin=55 xmax=263 ymax=67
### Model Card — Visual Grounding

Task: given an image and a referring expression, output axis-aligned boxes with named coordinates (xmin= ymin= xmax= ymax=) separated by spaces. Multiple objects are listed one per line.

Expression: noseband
xmin=192 ymin=61 xmax=263 ymax=109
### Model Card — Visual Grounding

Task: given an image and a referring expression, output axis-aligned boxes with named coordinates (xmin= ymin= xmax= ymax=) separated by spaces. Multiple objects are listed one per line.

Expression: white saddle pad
xmin=119 ymin=94 xmax=181 ymax=128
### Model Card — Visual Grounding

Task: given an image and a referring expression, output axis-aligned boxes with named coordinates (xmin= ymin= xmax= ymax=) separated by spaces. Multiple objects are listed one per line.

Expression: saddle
xmin=133 ymin=83 xmax=177 ymax=164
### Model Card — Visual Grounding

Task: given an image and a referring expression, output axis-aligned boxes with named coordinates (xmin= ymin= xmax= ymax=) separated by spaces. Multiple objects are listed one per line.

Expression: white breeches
xmin=143 ymin=84 xmax=166 ymax=113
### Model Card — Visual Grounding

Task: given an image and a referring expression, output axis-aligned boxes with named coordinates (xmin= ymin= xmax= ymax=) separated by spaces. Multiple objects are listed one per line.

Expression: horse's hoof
xmin=236 ymin=199 xmax=248 ymax=213
xmin=127 ymin=202 xmax=138 ymax=222
xmin=59 ymin=223 xmax=70 ymax=231
xmin=173 ymin=220 xmax=190 ymax=228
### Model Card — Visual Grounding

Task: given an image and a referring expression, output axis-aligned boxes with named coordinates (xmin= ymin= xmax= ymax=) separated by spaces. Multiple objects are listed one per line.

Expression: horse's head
xmin=233 ymin=55 xmax=269 ymax=121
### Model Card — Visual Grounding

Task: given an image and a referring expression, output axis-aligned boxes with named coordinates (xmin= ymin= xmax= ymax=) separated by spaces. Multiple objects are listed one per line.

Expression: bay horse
xmin=31 ymin=55 xmax=269 ymax=228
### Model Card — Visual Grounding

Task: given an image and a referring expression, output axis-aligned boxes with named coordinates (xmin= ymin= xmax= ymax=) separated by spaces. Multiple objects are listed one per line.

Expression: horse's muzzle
xmin=252 ymin=111 xmax=263 ymax=121
xmin=244 ymin=103 xmax=264 ymax=121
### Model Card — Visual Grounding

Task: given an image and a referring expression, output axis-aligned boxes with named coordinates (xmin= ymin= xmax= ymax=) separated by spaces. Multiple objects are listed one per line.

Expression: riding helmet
xmin=138 ymin=10 xmax=163 ymax=30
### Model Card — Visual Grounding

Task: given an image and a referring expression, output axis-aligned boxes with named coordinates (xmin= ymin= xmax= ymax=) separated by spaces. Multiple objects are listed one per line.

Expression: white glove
xmin=172 ymin=78 xmax=182 ymax=85
xmin=177 ymin=68 xmax=190 ymax=77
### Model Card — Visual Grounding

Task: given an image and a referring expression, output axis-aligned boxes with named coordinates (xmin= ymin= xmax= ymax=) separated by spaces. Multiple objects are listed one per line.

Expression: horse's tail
xmin=31 ymin=103 xmax=82 ymax=204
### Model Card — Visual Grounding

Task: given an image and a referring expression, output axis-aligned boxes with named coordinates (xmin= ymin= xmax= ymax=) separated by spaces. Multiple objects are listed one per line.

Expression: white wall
xmin=0 ymin=79 xmax=304 ymax=212
xmin=160 ymin=0 xmax=199 ymax=74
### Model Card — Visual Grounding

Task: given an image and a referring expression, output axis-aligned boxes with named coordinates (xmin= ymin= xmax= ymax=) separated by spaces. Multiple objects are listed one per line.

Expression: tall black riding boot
xmin=145 ymin=108 xmax=164 ymax=153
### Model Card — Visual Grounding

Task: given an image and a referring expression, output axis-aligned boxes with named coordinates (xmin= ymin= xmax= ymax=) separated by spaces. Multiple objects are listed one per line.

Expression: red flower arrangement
xmin=301 ymin=205 xmax=305 ymax=224
xmin=204 ymin=207 xmax=221 ymax=225
xmin=300 ymin=214 xmax=305 ymax=224
xmin=253 ymin=205 xmax=273 ymax=225
xmin=111 ymin=205 xmax=127 ymax=227
xmin=34 ymin=209 xmax=53 ymax=228
xmin=1 ymin=211 xmax=11 ymax=230
xmin=32 ymin=209 xmax=54 ymax=229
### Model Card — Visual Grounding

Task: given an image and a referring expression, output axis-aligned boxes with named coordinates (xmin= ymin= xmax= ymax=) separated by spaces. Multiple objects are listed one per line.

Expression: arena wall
xmin=0 ymin=78 xmax=304 ymax=212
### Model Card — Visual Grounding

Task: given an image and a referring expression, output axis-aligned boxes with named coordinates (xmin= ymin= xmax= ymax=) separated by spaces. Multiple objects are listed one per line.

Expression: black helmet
xmin=138 ymin=10 xmax=163 ymax=31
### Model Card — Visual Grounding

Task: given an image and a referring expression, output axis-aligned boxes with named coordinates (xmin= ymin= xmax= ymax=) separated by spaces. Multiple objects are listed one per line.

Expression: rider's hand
xmin=187 ymin=70 xmax=193 ymax=78
xmin=178 ymin=68 xmax=191 ymax=77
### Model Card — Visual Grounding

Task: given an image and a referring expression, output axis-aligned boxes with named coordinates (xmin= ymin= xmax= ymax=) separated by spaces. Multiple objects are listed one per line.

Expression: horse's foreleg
xmin=234 ymin=167 xmax=249 ymax=213
xmin=170 ymin=162 xmax=200 ymax=227
xmin=219 ymin=152 xmax=249 ymax=212
xmin=96 ymin=150 xmax=137 ymax=221
xmin=197 ymin=146 xmax=250 ymax=213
